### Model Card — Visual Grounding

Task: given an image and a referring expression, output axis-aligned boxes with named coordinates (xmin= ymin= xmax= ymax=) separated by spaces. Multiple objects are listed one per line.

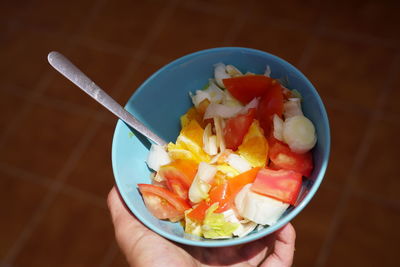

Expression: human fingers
xmin=107 ymin=186 xmax=149 ymax=257
xmin=261 ymin=223 xmax=296 ymax=267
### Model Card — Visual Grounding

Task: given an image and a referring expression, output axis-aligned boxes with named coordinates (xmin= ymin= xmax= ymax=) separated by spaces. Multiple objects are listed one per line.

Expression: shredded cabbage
xmin=184 ymin=210 xmax=202 ymax=236
xmin=202 ymin=203 xmax=239 ymax=239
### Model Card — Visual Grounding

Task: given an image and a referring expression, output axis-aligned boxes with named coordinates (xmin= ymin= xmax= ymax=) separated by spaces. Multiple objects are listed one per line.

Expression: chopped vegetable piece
xmin=138 ymin=184 xmax=190 ymax=221
xmin=283 ymin=115 xmax=317 ymax=153
xmin=283 ymin=98 xmax=303 ymax=119
xmin=146 ymin=144 xmax=171 ymax=172
xmin=223 ymin=108 xmax=256 ymax=150
xmin=269 ymin=139 xmax=313 ymax=177
xmin=235 ymin=184 xmax=289 ymax=225
xmin=209 ymin=182 xmax=231 ymax=213
xmin=216 ymin=164 xmax=239 ymax=177
xmin=257 ymin=82 xmax=284 ymax=136
xmin=184 ymin=210 xmax=203 ymax=236
xmin=251 ymin=168 xmax=302 ymax=205
xmin=214 ymin=63 xmax=230 ymax=88
xmin=196 ymin=99 xmax=211 ymax=117
xmin=204 ymin=103 xmax=242 ymax=119
xmin=228 ymin=167 xmax=261 ymax=197
xmin=226 ymin=65 xmax=243 ymax=77
xmin=186 ymin=200 xmax=211 ymax=222
xmin=272 ymin=114 xmax=284 ymax=141
xmin=213 ymin=116 xmax=226 ymax=152
xmin=223 ymin=75 xmax=275 ymax=104
xmin=226 ymin=153 xmax=252 ymax=173
xmin=187 ymin=181 xmax=232 ymax=221
xmin=202 ymin=203 xmax=239 ymax=239
xmin=188 ymin=162 xmax=216 ymax=203
xmin=159 ymin=159 xmax=198 ymax=187
xmin=159 ymin=159 xmax=198 ymax=200
xmin=203 ymin=123 xmax=218 ymax=156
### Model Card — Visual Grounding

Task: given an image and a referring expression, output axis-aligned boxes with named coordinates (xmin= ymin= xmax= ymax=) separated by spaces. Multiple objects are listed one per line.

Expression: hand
xmin=108 ymin=186 xmax=296 ymax=267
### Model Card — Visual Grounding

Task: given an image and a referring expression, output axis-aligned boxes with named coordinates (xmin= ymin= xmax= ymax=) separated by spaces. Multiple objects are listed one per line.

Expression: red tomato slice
xmin=186 ymin=182 xmax=231 ymax=222
xmin=228 ymin=167 xmax=260 ymax=197
xmin=140 ymin=192 xmax=184 ymax=221
xmin=209 ymin=182 xmax=231 ymax=213
xmin=223 ymin=75 xmax=275 ymax=104
xmin=138 ymin=184 xmax=190 ymax=220
xmin=257 ymin=82 xmax=284 ymax=136
xmin=223 ymin=75 xmax=274 ymax=104
xmin=186 ymin=200 xmax=211 ymax=222
xmin=269 ymin=140 xmax=313 ymax=177
xmin=224 ymin=108 xmax=256 ymax=150
xmin=165 ymin=178 xmax=188 ymax=201
xmin=158 ymin=160 xmax=198 ymax=200
xmin=251 ymin=168 xmax=302 ymax=205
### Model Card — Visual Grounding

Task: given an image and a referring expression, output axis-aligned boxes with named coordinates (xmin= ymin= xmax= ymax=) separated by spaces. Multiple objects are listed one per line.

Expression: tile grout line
xmin=0 ymin=0 xmax=110 ymax=152
xmin=0 ymin=159 xmax=108 ymax=210
xmin=352 ymin=188 xmax=400 ymax=212
xmin=314 ymin=51 xmax=400 ymax=267
xmin=1 ymin=0 xmax=111 ymax=265
xmin=98 ymin=0 xmax=181 ymax=103
xmin=0 ymin=73 xmax=54 ymax=150
xmin=1 ymin=84 xmax=100 ymax=120
xmin=3 ymin=120 xmax=101 ymax=265
xmin=296 ymin=0 xmax=331 ymax=70
xmin=0 ymin=162 xmax=54 ymax=189
xmin=96 ymin=0 xmax=183 ymax=266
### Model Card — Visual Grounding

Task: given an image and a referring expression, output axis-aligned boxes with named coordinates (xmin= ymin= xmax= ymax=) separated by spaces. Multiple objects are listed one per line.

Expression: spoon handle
xmin=47 ymin=51 xmax=166 ymax=146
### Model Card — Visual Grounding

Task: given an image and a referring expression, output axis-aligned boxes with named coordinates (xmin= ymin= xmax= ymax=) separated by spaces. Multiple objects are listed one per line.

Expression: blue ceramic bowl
xmin=112 ymin=47 xmax=330 ymax=247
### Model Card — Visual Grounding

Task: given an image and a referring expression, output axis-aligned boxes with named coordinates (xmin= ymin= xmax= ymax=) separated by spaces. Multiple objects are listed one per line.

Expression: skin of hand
xmin=107 ymin=186 xmax=296 ymax=267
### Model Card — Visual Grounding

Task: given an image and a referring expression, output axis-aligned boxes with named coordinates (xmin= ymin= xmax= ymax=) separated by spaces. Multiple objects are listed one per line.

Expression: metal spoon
xmin=47 ymin=51 xmax=166 ymax=146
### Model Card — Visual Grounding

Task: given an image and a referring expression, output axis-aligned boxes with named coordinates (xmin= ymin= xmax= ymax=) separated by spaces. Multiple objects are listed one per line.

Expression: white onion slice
xmin=203 ymin=123 xmax=218 ymax=156
xmin=146 ymin=144 xmax=171 ymax=171
xmin=226 ymin=65 xmax=243 ymax=77
xmin=240 ymin=97 xmax=259 ymax=114
xmin=282 ymin=115 xmax=317 ymax=153
xmin=189 ymin=162 xmax=217 ymax=203
xmin=204 ymin=103 xmax=242 ymax=119
xmin=227 ymin=154 xmax=252 ymax=173
xmin=283 ymin=98 xmax=303 ymax=119
xmin=235 ymin=184 xmax=289 ymax=225
xmin=190 ymin=81 xmax=224 ymax=107
xmin=214 ymin=63 xmax=230 ymax=88
xmin=221 ymin=89 xmax=243 ymax=108
xmin=272 ymin=114 xmax=284 ymax=141
xmin=198 ymin=162 xmax=217 ymax=183
xmin=213 ymin=116 xmax=226 ymax=152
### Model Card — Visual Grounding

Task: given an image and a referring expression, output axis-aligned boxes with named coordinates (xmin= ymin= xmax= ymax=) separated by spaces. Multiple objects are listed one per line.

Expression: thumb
xmin=107 ymin=186 xmax=149 ymax=256
xmin=261 ymin=223 xmax=296 ymax=267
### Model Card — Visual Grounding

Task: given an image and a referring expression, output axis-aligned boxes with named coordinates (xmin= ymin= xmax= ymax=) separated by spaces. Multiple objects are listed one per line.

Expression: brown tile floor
xmin=1 ymin=0 xmax=399 ymax=266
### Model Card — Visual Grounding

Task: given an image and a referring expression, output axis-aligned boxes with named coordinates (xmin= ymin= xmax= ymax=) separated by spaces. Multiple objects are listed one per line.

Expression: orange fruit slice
xmin=177 ymin=120 xmax=210 ymax=163
xmin=238 ymin=120 xmax=268 ymax=167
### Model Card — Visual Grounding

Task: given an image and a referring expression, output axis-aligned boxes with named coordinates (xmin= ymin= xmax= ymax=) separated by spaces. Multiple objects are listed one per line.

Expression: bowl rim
xmin=112 ymin=46 xmax=330 ymax=247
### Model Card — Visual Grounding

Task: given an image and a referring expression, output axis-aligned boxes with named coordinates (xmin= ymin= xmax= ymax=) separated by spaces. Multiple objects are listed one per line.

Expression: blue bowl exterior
xmin=112 ymin=47 xmax=330 ymax=247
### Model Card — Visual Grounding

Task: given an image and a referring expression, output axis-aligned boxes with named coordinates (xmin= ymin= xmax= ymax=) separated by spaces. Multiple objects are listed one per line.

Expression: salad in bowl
xmin=140 ymin=63 xmax=317 ymax=239
xmin=112 ymin=47 xmax=330 ymax=247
